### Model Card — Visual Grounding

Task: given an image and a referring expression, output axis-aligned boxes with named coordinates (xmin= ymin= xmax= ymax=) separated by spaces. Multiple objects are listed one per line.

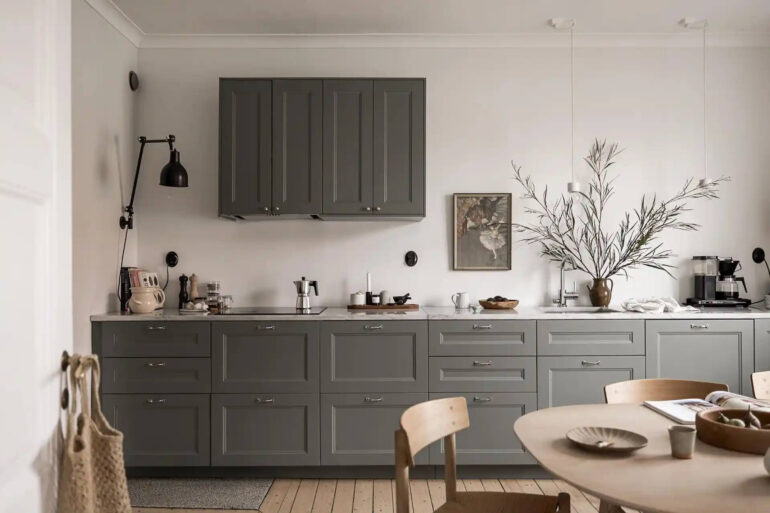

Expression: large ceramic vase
xmin=587 ymin=278 xmax=613 ymax=307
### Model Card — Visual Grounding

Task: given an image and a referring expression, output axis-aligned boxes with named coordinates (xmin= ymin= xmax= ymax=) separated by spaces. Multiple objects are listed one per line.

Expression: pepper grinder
xmin=178 ymin=274 xmax=189 ymax=309
xmin=190 ymin=273 xmax=200 ymax=299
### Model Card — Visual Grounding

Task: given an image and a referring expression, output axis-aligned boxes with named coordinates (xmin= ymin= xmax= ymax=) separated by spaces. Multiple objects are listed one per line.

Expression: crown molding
xmin=83 ymin=0 xmax=144 ymax=47
xmin=139 ymin=32 xmax=770 ymax=49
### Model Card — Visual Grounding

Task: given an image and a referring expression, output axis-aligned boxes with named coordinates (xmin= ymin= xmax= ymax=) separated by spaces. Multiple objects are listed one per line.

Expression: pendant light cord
xmin=702 ymin=25 xmax=707 ymax=180
xmin=570 ymin=25 xmax=575 ymax=183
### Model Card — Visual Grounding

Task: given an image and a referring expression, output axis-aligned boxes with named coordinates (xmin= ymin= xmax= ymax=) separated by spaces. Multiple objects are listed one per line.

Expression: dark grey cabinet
xmin=429 ymin=356 xmax=536 ymax=393
xmin=219 ymin=79 xmax=272 ymax=216
xmin=429 ymin=393 xmax=536 ymax=465
xmin=102 ymin=357 xmax=210 ymax=394
xmin=320 ymin=321 xmax=428 ymax=393
xmin=537 ymin=356 xmax=645 ymax=409
xmin=272 ymin=79 xmax=323 ymax=214
xmin=429 ymin=320 xmax=536 ymax=356
xmin=757 ymin=319 xmax=770 ymax=373
xmin=96 ymin=321 xmax=210 ymax=357
xmin=537 ymin=320 xmax=645 ymax=356
xmin=212 ymin=321 xmax=319 ymax=393
xmin=372 ymin=80 xmax=425 ymax=216
xmin=102 ymin=394 xmax=210 ymax=466
xmin=321 ymin=393 xmax=428 ymax=465
xmin=212 ymin=394 xmax=319 ymax=466
xmin=646 ymin=320 xmax=753 ymax=394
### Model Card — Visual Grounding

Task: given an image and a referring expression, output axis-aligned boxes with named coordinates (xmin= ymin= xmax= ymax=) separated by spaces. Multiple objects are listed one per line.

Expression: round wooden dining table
xmin=514 ymin=404 xmax=770 ymax=513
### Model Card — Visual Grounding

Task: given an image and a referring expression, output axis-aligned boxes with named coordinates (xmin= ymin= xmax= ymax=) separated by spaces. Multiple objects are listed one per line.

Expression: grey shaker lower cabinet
xmin=646 ymin=320 xmax=754 ymax=394
xmin=101 ymin=357 xmax=211 ymax=394
xmin=428 ymin=320 xmax=536 ymax=356
xmin=755 ymin=319 xmax=770 ymax=373
xmin=212 ymin=321 xmax=319 ymax=393
xmin=428 ymin=393 xmax=536 ymax=465
xmin=537 ymin=356 xmax=646 ymax=409
xmin=429 ymin=357 xmax=536 ymax=393
xmin=212 ymin=394 xmax=320 ymax=466
xmin=96 ymin=321 xmax=211 ymax=357
xmin=321 ymin=321 xmax=428 ymax=393
xmin=321 ymin=393 xmax=428 ymax=465
xmin=537 ymin=320 xmax=645 ymax=356
xmin=102 ymin=394 xmax=210 ymax=466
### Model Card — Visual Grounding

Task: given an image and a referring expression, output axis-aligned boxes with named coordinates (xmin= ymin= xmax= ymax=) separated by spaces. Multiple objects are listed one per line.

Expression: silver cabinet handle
xmin=473 ymin=360 xmax=493 ymax=366
xmin=147 ymin=325 xmax=166 ymax=331
xmin=255 ymin=397 xmax=274 ymax=404
xmin=473 ymin=396 xmax=493 ymax=403
xmin=690 ymin=323 xmax=709 ymax=329
xmin=581 ymin=360 xmax=601 ymax=366
xmin=375 ymin=206 xmax=382 ymax=211
xmin=146 ymin=399 xmax=166 ymax=404
xmin=473 ymin=324 xmax=493 ymax=330
xmin=364 ymin=206 xmax=372 ymax=211
xmin=364 ymin=324 xmax=383 ymax=330
xmin=364 ymin=396 xmax=384 ymax=403
xmin=145 ymin=362 xmax=167 ymax=367
xmin=274 ymin=207 xmax=280 ymax=212
xmin=257 ymin=325 xmax=276 ymax=330
xmin=263 ymin=207 xmax=269 ymax=212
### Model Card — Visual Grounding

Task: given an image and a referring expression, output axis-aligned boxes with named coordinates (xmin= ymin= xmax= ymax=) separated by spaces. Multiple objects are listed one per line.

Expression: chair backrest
xmin=398 ymin=396 xmax=470 ymax=461
xmin=604 ymin=378 xmax=728 ymax=404
xmin=752 ymin=371 xmax=770 ymax=400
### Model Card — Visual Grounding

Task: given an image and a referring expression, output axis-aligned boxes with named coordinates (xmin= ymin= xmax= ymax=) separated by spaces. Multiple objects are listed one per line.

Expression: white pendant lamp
xmin=682 ymin=18 xmax=712 ymax=186
xmin=550 ymin=18 xmax=581 ymax=193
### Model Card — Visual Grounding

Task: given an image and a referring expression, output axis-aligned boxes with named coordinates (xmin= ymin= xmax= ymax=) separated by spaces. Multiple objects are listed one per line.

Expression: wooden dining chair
xmin=751 ymin=371 xmax=770 ymax=400
xmin=604 ymin=378 xmax=728 ymax=404
xmin=395 ymin=397 xmax=569 ymax=513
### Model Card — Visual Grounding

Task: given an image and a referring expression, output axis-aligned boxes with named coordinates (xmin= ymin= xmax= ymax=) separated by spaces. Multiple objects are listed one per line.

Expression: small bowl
xmin=470 ymin=305 xmax=484 ymax=314
xmin=566 ymin=426 xmax=648 ymax=454
xmin=479 ymin=299 xmax=519 ymax=310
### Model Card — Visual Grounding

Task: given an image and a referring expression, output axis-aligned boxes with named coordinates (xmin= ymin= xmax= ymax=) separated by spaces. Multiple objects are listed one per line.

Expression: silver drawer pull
xmin=473 ymin=360 xmax=493 ymax=366
xmin=364 ymin=396 xmax=384 ymax=403
xmin=581 ymin=360 xmax=601 ymax=366
xmin=690 ymin=323 xmax=709 ymax=329
xmin=145 ymin=399 xmax=166 ymax=404
xmin=257 ymin=325 xmax=276 ymax=330
xmin=473 ymin=324 xmax=493 ymax=330
xmin=473 ymin=396 xmax=493 ymax=403
xmin=255 ymin=398 xmax=275 ymax=404
xmin=364 ymin=324 xmax=384 ymax=330
xmin=145 ymin=362 xmax=167 ymax=368
xmin=147 ymin=326 xmax=166 ymax=331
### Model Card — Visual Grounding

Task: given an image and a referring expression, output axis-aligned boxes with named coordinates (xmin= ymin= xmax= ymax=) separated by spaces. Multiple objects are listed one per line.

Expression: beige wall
xmin=72 ymin=0 xmax=138 ymax=351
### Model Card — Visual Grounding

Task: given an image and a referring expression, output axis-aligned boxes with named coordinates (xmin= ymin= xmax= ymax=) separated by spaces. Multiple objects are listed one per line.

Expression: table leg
xmin=598 ymin=499 xmax=625 ymax=513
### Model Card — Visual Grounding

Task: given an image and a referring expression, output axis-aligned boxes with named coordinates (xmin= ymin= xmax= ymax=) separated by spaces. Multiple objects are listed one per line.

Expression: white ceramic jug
xmin=129 ymin=286 xmax=166 ymax=313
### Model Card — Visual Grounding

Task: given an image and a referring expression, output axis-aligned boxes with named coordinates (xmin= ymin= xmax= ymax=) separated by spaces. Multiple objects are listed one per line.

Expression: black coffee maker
xmin=716 ymin=258 xmax=748 ymax=301
xmin=687 ymin=256 xmax=750 ymax=307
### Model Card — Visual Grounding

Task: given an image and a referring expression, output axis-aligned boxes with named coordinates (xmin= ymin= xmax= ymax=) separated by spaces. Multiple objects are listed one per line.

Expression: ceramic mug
xmin=350 ymin=291 xmax=366 ymax=306
xmin=129 ymin=286 xmax=166 ymax=314
xmin=668 ymin=425 xmax=696 ymax=459
xmin=452 ymin=292 xmax=470 ymax=309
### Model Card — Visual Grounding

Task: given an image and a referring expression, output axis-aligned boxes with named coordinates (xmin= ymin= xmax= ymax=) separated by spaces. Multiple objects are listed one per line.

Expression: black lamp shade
xmin=160 ymin=149 xmax=188 ymax=187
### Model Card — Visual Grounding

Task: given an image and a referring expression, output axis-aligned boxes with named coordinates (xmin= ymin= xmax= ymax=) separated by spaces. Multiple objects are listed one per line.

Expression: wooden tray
xmin=695 ymin=408 xmax=770 ymax=455
xmin=479 ymin=300 xmax=519 ymax=310
xmin=347 ymin=304 xmax=419 ymax=311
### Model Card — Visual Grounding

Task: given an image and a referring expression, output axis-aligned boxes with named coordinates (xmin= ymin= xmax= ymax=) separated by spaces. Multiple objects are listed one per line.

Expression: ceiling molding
xmin=83 ymin=0 xmax=144 ymax=47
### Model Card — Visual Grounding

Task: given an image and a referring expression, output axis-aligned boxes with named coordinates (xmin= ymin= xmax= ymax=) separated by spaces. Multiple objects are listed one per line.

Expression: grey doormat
xmin=128 ymin=478 xmax=273 ymax=510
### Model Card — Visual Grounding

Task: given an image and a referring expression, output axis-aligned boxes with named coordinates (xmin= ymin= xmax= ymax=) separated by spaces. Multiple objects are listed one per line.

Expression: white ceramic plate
xmin=566 ymin=426 xmax=648 ymax=454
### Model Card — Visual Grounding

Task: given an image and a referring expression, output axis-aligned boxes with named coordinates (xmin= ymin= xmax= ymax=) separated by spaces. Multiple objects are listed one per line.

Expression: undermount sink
xmin=539 ymin=306 xmax=620 ymax=314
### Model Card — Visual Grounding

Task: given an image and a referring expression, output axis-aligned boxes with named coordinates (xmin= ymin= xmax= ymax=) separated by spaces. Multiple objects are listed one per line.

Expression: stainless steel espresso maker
xmin=293 ymin=277 xmax=319 ymax=311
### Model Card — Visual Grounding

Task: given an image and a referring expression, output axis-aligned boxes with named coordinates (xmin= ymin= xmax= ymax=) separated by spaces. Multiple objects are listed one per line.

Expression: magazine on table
xmin=643 ymin=391 xmax=770 ymax=424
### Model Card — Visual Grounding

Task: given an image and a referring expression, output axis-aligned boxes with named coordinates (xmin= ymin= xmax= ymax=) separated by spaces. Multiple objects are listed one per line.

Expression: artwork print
xmin=453 ymin=193 xmax=512 ymax=270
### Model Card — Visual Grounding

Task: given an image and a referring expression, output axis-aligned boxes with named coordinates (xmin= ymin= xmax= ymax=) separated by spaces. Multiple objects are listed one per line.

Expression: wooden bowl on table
xmin=695 ymin=408 xmax=770 ymax=455
xmin=479 ymin=299 xmax=519 ymax=310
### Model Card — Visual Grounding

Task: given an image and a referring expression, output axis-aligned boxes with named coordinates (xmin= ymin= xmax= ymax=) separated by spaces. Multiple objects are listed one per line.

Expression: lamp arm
xmin=119 ymin=134 xmax=175 ymax=230
xmin=125 ymin=137 xmax=147 ymax=215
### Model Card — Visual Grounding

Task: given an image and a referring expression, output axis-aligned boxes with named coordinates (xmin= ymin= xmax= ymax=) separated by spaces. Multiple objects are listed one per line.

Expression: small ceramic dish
xmin=566 ymin=426 xmax=648 ymax=454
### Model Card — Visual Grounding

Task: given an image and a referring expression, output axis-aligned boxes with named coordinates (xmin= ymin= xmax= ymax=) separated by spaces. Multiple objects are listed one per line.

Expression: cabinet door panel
xmin=102 ymin=357 xmax=210 ymax=394
xmin=372 ymin=80 xmax=425 ymax=215
xmin=102 ymin=394 xmax=210 ymax=466
xmin=429 ymin=393 xmax=536 ymax=465
xmin=98 ymin=321 xmax=210 ymax=357
xmin=429 ymin=356 xmax=536 ymax=392
xmin=272 ymin=79 xmax=322 ymax=214
xmin=756 ymin=319 xmax=770 ymax=373
xmin=322 ymin=80 xmax=373 ymax=214
xmin=220 ymin=79 xmax=272 ymax=215
xmin=429 ymin=320 xmax=536 ymax=356
xmin=212 ymin=394 xmax=319 ymax=466
xmin=646 ymin=320 xmax=753 ymax=394
xmin=321 ymin=393 xmax=428 ymax=465
xmin=212 ymin=321 xmax=319 ymax=393
xmin=537 ymin=356 xmax=645 ymax=409
xmin=537 ymin=320 xmax=645 ymax=356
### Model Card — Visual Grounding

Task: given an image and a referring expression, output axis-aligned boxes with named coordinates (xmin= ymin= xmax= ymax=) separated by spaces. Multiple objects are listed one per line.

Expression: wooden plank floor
xmin=133 ymin=479 xmax=640 ymax=513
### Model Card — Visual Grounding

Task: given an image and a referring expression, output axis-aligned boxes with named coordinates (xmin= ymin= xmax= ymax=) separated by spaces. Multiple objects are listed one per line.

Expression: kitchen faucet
xmin=553 ymin=258 xmax=579 ymax=307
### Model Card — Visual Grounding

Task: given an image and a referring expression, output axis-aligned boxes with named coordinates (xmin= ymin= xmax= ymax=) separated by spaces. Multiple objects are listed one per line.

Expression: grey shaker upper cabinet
xmin=219 ymin=79 xmax=272 ymax=217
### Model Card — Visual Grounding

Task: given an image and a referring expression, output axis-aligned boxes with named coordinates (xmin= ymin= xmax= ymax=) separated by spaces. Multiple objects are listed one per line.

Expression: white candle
xmin=366 ymin=272 xmax=371 ymax=292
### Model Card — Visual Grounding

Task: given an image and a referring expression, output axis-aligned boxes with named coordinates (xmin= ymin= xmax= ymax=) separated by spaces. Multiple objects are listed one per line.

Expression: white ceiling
xmin=112 ymin=0 xmax=770 ymax=35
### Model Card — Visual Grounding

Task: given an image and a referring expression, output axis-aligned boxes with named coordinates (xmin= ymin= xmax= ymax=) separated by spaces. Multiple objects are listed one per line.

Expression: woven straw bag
xmin=58 ymin=355 xmax=132 ymax=513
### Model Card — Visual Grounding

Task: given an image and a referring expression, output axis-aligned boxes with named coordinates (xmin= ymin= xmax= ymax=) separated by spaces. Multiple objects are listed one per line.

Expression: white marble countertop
xmin=91 ymin=305 xmax=770 ymax=321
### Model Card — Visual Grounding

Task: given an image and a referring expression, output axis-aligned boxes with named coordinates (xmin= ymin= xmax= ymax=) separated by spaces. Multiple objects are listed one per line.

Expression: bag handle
xmin=74 ymin=355 xmax=104 ymax=418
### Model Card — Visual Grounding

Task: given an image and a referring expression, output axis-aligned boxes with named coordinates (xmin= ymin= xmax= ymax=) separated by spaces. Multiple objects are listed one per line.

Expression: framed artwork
xmin=453 ymin=193 xmax=512 ymax=270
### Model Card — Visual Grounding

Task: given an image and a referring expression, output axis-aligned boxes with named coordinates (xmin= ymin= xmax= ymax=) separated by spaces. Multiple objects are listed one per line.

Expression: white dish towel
xmin=621 ymin=297 xmax=699 ymax=313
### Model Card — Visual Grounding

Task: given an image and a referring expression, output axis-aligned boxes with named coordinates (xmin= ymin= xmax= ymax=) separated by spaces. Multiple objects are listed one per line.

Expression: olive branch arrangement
xmin=510 ymin=139 xmax=728 ymax=280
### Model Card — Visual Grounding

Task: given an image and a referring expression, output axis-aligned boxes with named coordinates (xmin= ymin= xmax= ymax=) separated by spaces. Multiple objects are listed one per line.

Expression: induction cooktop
xmin=218 ymin=307 xmax=327 ymax=315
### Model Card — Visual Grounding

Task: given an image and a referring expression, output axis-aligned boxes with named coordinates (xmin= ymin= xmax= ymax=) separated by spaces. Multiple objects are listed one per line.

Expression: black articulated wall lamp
xmin=120 ymin=134 xmax=189 ymax=229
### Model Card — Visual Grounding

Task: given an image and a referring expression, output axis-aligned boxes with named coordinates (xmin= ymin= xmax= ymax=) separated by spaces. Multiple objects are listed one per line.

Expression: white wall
xmin=132 ymin=44 xmax=770 ymax=308
xmin=72 ymin=0 xmax=138 ymax=350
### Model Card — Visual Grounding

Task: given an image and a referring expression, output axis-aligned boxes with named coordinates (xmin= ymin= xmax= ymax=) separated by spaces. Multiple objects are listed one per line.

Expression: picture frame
xmin=453 ymin=193 xmax=512 ymax=270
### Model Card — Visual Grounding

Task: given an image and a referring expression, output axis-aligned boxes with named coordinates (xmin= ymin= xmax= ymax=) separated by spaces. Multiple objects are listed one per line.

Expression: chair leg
xmin=598 ymin=499 xmax=625 ymax=513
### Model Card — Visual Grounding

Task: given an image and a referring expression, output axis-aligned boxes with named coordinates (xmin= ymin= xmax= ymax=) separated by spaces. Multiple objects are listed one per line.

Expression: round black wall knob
xmin=165 ymin=251 xmax=179 ymax=267
xmin=405 ymin=251 xmax=418 ymax=267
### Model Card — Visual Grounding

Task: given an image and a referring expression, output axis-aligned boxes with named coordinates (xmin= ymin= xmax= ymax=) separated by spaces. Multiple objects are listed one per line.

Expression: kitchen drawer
xmin=429 ymin=320 xmax=536 ymax=356
xmin=212 ymin=321 xmax=319 ymax=393
xmin=321 ymin=321 xmax=428 ymax=393
xmin=97 ymin=321 xmax=210 ymax=357
xmin=536 ymin=320 xmax=645 ymax=356
xmin=429 ymin=393 xmax=536 ymax=465
xmin=429 ymin=356 xmax=536 ymax=393
xmin=102 ymin=394 xmax=210 ymax=466
xmin=537 ymin=356 xmax=645 ymax=409
xmin=321 ymin=393 xmax=429 ymax=465
xmin=102 ymin=357 xmax=210 ymax=393
xmin=212 ymin=394 xmax=319 ymax=466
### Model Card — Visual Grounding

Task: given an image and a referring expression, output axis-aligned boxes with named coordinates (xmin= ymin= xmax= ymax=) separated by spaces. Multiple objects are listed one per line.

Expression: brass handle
xmin=473 ymin=360 xmax=493 ymax=366
xmin=364 ymin=396 xmax=384 ymax=403
xmin=147 ymin=326 xmax=166 ymax=331
xmin=473 ymin=324 xmax=493 ymax=330
xmin=690 ymin=323 xmax=709 ymax=329
xmin=258 ymin=325 xmax=276 ymax=330
xmin=145 ymin=362 xmax=167 ymax=367
xmin=473 ymin=396 xmax=493 ymax=403
xmin=581 ymin=360 xmax=601 ymax=366
xmin=146 ymin=399 xmax=167 ymax=404
xmin=364 ymin=324 xmax=383 ymax=330
xmin=255 ymin=397 xmax=275 ymax=404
